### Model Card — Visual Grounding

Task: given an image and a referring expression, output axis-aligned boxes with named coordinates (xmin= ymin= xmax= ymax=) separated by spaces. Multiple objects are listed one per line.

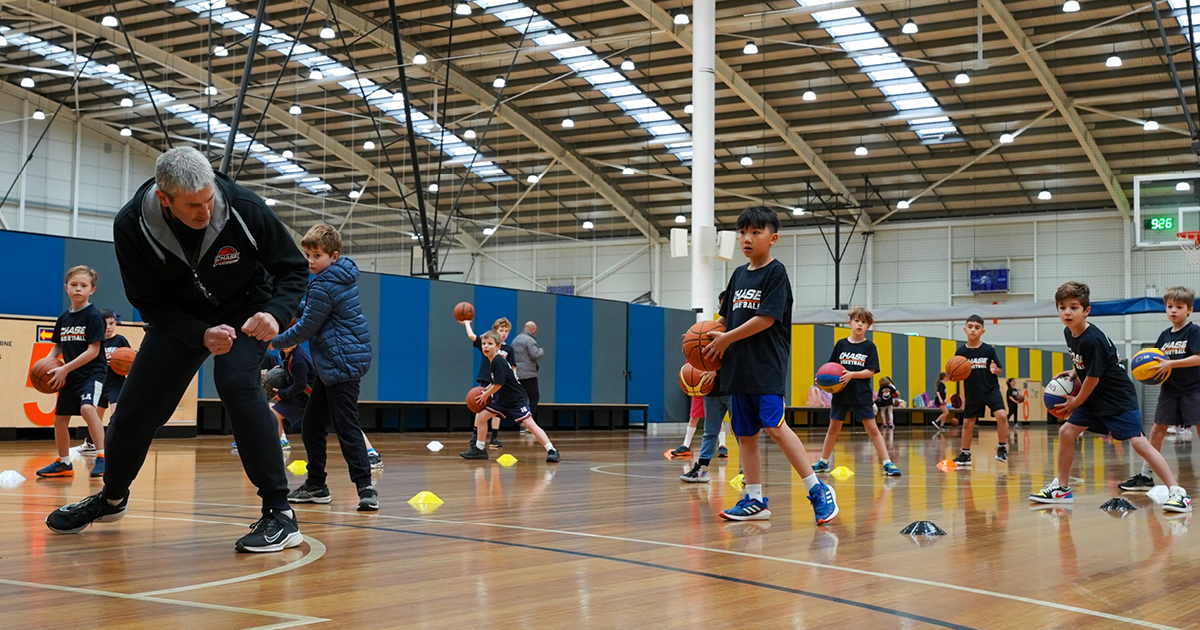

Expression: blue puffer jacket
xmin=273 ymin=256 xmax=371 ymax=384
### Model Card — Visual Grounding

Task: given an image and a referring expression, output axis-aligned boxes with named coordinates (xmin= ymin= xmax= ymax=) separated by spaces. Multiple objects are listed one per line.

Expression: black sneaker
xmin=489 ymin=436 xmax=503 ymax=449
xmin=718 ymin=446 xmax=729 ymax=458
xmin=1118 ymin=474 xmax=1155 ymax=492
xmin=680 ymin=465 xmax=710 ymax=483
xmin=235 ymin=509 xmax=303 ymax=553
xmin=287 ymin=482 xmax=332 ymax=504
xmin=953 ymin=451 xmax=972 ymax=468
xmin=460 ymin=445 xmax=489 ymax=460
xmin=357 ymin=486 xmax=379 ymax=512
xmin=368 ymin=451 xmax=383 ymax=469
xmin=45 ymin=490 xmax=128 ymax=534
xmin=995 ymin=445 xmax=1008 ymax=463
xmin=546 ymin=449 xmax=560 ymax=463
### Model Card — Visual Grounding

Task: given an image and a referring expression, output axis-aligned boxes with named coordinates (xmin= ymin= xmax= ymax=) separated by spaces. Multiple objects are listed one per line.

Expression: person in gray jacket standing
xmin=513 ymin=321 xmax=545 ymax=422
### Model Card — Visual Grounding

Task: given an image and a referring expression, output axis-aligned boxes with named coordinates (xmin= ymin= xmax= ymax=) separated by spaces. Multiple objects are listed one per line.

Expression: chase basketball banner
xmin=0 ymin=315 xmax=197 ymax=429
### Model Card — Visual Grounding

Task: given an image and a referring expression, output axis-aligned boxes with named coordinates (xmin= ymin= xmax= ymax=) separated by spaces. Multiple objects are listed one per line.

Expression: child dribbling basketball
xmin=463 ymin=317 xmax=517 ymax=448
xmin=952 ymin=314 xmax=1010 ymax=467
xmin=461 ymin=330 xmax=560 ymax=462
xmin=81 ymin=308 xmax=130 ymax=454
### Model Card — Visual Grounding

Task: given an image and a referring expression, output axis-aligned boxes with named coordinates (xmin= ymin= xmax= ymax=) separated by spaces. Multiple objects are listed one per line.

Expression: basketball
xmin=679 ymin=363 xmax=714 ymax=397
xmin=945 ymin=355 xmax=972 ymax=382
xmin=109 ymin=347 xmax=136 ymax=376
xmin=1131 ymin=348 xmax=1170 ymax=384
xmin=681 ymin=320 xmax=725 ymax=371
xmin=454 ymin=302 xmax=475 ymax=322
xmin=467 ymin=386 xmax=489 ymax=413
xmin=30 ymin=356 xmax=63 ymax=394
xmin=815 ymin=362 xmax=846 ymax=393
xmin=262 ymin=366 xmax=291 ymax=394
xmin=1044 ymin=375 xmax=1081 ymax=418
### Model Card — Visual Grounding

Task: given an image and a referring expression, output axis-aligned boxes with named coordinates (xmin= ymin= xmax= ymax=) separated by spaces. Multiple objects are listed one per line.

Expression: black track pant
xmin=523 ymin=377 xmax=540 ymax=421
xmin=301 ymin=378 xmax=371 ymax=489
xmin=104 ymin=329 xmax=289 ymax=511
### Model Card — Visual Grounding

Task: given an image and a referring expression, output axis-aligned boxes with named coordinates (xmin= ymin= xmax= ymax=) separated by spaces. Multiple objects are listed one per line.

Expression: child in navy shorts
xmin=461 ymin=330 xmax=560 ymax=463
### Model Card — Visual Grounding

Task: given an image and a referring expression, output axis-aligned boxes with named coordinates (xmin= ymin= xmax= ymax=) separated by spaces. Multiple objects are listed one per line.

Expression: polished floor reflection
xmin=0 ymin=425 xmax=1197 ymax=629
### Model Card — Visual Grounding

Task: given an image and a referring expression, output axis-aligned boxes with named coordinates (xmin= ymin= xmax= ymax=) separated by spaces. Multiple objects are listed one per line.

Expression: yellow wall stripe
xmin=908 ymin=335 xmax=926 ymax=402
xmin=791 ymin=324 xmax=815 ymax=407
xmin=874 ymin=331 xmax=892 ymax=390
xmin=1006 ymin=346 xmax=1019 ymax=378
xmin=1030 ymin=349 xmax=1043 ymax=382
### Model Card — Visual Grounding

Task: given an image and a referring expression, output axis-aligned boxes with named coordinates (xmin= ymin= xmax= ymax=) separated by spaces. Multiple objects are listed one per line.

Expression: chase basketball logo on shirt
xmin=104 ymin=346 xmax=116 ymax=362
xmin=1162 ymin=340 xmax=1189 ymax=357
xmin=731 ymin=288 xmax=762 ymax=311
xmin=59 ymin=326 xmax=89 ymax=342
xmin=969 ymin=357 xmax=991 ymax=370
xmin=1070 ymin=351 xmax=1084 ymax=371
xmin=839 ymin=352 xmax=868 ymax=368
xmin=213 ymin=246 xmax=240 ymax=267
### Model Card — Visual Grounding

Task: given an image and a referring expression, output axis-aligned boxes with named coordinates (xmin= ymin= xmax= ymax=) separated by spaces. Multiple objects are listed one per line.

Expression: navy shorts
xmin=963 ymin=391 xmax=1006 ymax=419
xmin=98 ymin=384 xmax=121 ymax=409
xmin=1154 ymin=391 xmax=1200 ymax=426
xmin=830 ymin=400 xmax=876 ymax=423
xmin=485 ymin=399 xmax=532 ymax=423
xmin=729 ymin=393 xmax=786 ymax=437
xmin=1067 ymin=406 xmax=1144 ymax=441
xmin=56 ymin=371 xmax=104 ymax=416
xmin=272 ymin=399 xmax=309 ymax=427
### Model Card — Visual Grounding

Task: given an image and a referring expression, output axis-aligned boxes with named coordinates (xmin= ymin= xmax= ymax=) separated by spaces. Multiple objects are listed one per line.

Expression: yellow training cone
xmin=729 ymin=473 xmax=745 ymax=489
xmin=408 ymin=491 xmax=444 ymax=505
xmin=496 ymin=453 xmax=518 ymax=466
xmin=830 ymin=466 xmax=855 ymax=480
xmin=286 ymin=460 xmax=307 ymax=475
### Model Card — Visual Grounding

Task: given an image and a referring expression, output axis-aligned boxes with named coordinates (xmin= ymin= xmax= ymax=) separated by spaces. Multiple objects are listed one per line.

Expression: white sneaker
xmin=1168 ymin=426 xmax=1179 ymax=434
xmin=78 ymin=440 xmax=96 ymax=454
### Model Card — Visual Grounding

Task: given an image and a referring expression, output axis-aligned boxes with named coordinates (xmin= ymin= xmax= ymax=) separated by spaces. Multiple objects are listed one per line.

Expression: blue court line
xmin=188 ymin=511 xmax=975 ymax=630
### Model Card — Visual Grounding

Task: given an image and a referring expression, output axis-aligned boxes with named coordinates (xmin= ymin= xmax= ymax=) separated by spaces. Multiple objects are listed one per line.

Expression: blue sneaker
xmin=811 ymin=460 xmax=830 ymax=473
xmin=90 ymin=455 xmax=105 ymax=478
xmin=720 ymin=495 xmax=771 ymax=521
xmin=280 ymin=438 xmax=291 ymax=450
xmin=808 ymin=481 xmax=839 ymax=525
xmin=37 ymin=459 xmax=74 ymax=478
xmin=883 ymin=462 xmax=901 ymax=477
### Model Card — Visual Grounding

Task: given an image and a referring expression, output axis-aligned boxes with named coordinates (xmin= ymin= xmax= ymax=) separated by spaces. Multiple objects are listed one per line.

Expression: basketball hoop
xmin=1179 ymin=232 xmax=1200 ymax=266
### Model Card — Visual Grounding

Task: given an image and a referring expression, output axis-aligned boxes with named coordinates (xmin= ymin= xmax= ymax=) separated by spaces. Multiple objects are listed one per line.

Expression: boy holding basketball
xmin=1120 ymin=286 xmax=1200 ymax=492
xmin=275 ymin=223 xmax=378 ymax=512
xmin=704 ymin=206 xmax=838 ymax=523
xmin=36 ymin=266 xmax=108 ymax=478
xmin=952 ymin=314 xmax=1010 ymax=467
xmin=81 ymin=308 xmax=130 ymax=454
xmin=463 ymin=317 xmax=517 ymax=448
xmin=461 ymin=330 xmax=560 ymax=462
xmin=1033 ymin=282 xmax=1191 ymax=512
xmin=812 ymin=308 xmax=901 ymax=477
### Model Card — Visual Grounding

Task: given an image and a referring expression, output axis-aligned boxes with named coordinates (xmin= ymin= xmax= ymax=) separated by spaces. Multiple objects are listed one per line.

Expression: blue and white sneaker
xmin=811 ymin=460 xmax=831 ymax=473
xmin=883 ymin=462 xmax=902 ymax=477
xmin=720 ymin=495 xmax=771 ymax=521
xmin=280 ymin=438 xmax=291 ymax=450
xmin=808 ymin=481 xmax=839 ymax=525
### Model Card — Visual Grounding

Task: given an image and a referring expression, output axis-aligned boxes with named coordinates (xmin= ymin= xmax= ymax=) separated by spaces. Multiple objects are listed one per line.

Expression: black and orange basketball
xmin=109 ymin=347 xmax=136 ymax=376
xmin=945 ymin=355 xmax=972 ymax=382
xmin=679 ymin=363 xmax=714 ymax=397
xmin=682 ymin=320 xmax=724 ymax=371
xmin=30 ymin=357 xmax=63 ymax=394
xmin=467 ymin=386 xmax=489 ymax=413
xmin=454 ymin=302 xmax=475 ymax=322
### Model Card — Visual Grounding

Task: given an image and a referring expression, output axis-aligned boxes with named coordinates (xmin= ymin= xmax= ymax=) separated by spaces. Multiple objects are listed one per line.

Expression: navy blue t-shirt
xmin=1157 ymin=322 xmax=1200 ymax=397
xmin=54 ymin=304 xmax=107 ymax=378
xmin=718 ymin=259 xmax=792 ymax=395
xmin=102 ymin=334 xmax=131 ymax=389
xmin=474 ymin=337 xmax=515 ymax=385
xmin=489 ymin=354 xmax=529 ymax=410
xmin=957 ymin=343 xmax=1002 ymax=401
xmin=829 ymin=338 xmax=880 ymax=408
xmin=1066 ymin=323 xmax=1139 ymax=415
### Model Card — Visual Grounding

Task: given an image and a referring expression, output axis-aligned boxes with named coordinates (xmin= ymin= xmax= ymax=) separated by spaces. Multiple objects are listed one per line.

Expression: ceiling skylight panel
xmin=840 ymin=37 xmax=888 ymax=52
xmin=586 ymin=72 xmax=624 ymax=85
xmin=536 ymin=33 xmax=574 ymax=46
xmin=497 ymin=6 xmax=534 ymax=20
xmin=648 ymin=123 xmax=686 ymax=136
xmin=601 ymin=85 xmax=641 ymax=98
xmin=911 ymin=116 xmax=951 ymax=125
xmin=893 ymin=97 xmax=939 ymax=110
xmin=868 ymin=68 xmax=914 ymax=81
xmin=813 ymin=8 xmax=861 ymax=21
xmin=552 ymin=47 xmax=592 ymax=59
xmin=618 ymin=98 xmax=656 ymax=110
xmin=828 ymin=23 xmax=874 ymax=37
xmin=879 ymin=82 xmax=927 ymax=96
xmin=635 ymin=111 xmax=671 ymax=123
xmin=857 ymin=53 xmax=902 ymax=66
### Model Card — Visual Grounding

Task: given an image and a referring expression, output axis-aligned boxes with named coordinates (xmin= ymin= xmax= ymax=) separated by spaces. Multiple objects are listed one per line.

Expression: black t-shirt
xmin=1066 ymin=324 xmax=1139 ymax=415
xmin=718 ymin=259 xmax=792 ymax=395
xmin=878 ymin=384 xmax=898 ymax=405
xmin=1157 ymin=322 xmax=1200 ymax=397
xmin=828 ymin=338 xmax=880 ymax=408
xmin=473 ymin=337 xmax=516 ymax=385
xmin=102 ymin=334 xmax=131 ymax=388
xmin=54 ymin=304 xmax=107 ymax=378
xmin=489 ymin=354 xmax=529 ymax=410
xmin=957 ymin=343 xmax=1002 ymax=402
xmin=706 ymin=368 xmax=726 ymax=398
xmin=936 ymin=381 xmax=947 ymax=405
xmin=1006 ymin=385 xmax=1022 ymax=409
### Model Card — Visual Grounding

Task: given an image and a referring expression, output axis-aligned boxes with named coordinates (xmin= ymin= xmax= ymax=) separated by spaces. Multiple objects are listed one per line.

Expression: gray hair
xmin=155 ymin=146 xmax=215 ymax=198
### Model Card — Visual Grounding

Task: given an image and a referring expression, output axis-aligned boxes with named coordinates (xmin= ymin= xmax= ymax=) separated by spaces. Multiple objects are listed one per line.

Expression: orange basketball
xmin=948 ymin=417 xmax=960 ymax=427
xmin=467 ymin=386 xmax=489 ymax=414
xmin=945 ymin=355 xmax=972 ymax=382
xmin=109 ymin=347 xmax=136 ymax=376
xmin=679 ymin=363 xmax=714 ymax=397
xmin=30 ymin=357 xmax=64 ymax=394
xmin=454 ymin=302 xmax=475 ymax=322
xmin=682 ymin=320 xmax=725 ymax=371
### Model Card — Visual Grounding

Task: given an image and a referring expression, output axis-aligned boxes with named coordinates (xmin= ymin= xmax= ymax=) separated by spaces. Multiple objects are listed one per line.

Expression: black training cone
xmin=1100 ymin=498 xmax=1137 ymax=512
xmin=900 ymin=520 xmax=947 ymax=536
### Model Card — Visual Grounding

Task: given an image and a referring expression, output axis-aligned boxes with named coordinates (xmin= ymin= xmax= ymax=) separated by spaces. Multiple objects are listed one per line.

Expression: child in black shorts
xmin=461 ymin=330 xmax=560 ymax=463
xmin=82 ymin=309 xmax=129 ymax=454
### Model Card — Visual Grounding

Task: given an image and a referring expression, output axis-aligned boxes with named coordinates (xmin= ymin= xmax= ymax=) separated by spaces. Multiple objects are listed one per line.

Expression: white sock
xmin=96 ymin=450 xmax=104 ymax=457
xmin=1170 ymin=485 xmax=1186 ymax=494
xmin=818 ymin=457 xmax=829 ymax=466
xmin=106 ymin=497 xmax=123 ymax=506
xmin=544 ymin=442 xmax=555 ymax=452
xmin=801 ymin=473 xmax=820 ymax=491
xmin=683 ymin=425 xmax=696 ymax=447
xmin=1141 ymin=462 xmax=1154 ymax=477
xmin=745 ymin=483 xmax=763 ymax=501
xmin=718 ymin=427 xmax=726 ymax=447
xmin=281 ymin=509 xmax=294 ymax=518
xmin=476 ymin=440 xmax=487 ymax=450
xmin=882 ymin=459 xmax=892 ymax=466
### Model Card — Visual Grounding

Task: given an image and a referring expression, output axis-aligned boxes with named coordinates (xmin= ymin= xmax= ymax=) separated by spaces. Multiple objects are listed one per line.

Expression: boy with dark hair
xmin=812 ymin=307 xmax=901 ymax=477
xmin=1120 ymin=286 xmax=1200 ymax=491
xmin=1032 ymin=282 xmax=1191 ymax=512
xmin=704 ymin=206 xmax=837 ymax=523
xmin=81 ymin=308 xmax=130 ymax=454
xmin=461 ymin=330 xmax=560 ymax=462
xmin=276 ymin=223 xmax=378 ymax=512
xmin=37 ymin=266 xmax=108 ymax=478
xmin=463 ymin=317 xmax=516 ymax=448
xmin=951 ymin=314 xmax=1010 ymax=467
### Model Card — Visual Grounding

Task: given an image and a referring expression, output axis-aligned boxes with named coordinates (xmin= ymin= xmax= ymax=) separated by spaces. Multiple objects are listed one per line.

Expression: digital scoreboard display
xmin=970 ymin=269 xmax=1009 ymax=293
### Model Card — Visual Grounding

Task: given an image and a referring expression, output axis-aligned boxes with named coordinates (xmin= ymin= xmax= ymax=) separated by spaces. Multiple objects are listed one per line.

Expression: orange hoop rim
xmin=1179 ymin=231 xmax=1200 ymax=243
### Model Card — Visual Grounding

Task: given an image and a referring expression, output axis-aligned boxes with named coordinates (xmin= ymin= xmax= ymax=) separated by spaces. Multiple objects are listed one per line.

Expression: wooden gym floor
xmin=0 ymin=425 xmax=1197 ymax=629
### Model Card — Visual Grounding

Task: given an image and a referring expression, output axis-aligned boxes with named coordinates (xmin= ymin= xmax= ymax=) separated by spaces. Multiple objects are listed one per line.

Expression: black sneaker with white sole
xmin=953 ymin=451 xmax=972 ymax=468
xmin=460 ymin=445 xmax=489 ymax=460
xmin=357 ymin=486 xmax=379 ymax=511
xmin=287 ymin=482 xmax=332 ymax=504
xmin=1118 ymin=474 xmax=1155 ymax=492
xmin=995 ymin=445 xmax=1008 ymax=463
xmin=45 ymin=490 xmax=128 ymax=534
xmin=546 ymin=449 xmax=560 ymax=463
xmin=235 ymin=509 xmax=303 ymax=553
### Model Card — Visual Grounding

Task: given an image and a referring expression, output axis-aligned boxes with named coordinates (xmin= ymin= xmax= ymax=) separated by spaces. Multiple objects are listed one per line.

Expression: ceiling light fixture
xmin=282 ymin=149 xmax=294 ymax=159
xmin=562 ymin=118 xmax=575 ymax=128
xmin=739 ymin=156 xmax=753 ymax=166
xmin=428 ymin=183 xmax=439 ymax=192
xmin=527 ymin=174 xmax=540 ymax=183
xmin=1105 ymin=55 xmax=1122 ymax=68
xmin=20 ymin=77 xmax=34 ymax=88
xmin=105 ymin=63 xmax=120 ymax=74
xmin=363 ymin=140 xmax=375 ymax=150
xmin=999 ymin=133 xmax=1014 ymax=144
xmin=32 ymin=109 xmax=45 ymax=120
xmin=684 ymin=103 xmax=694 ymax=114
xmin=954 ymin=72 xmax=970 ymax=84
xmin=622 ymin=166 xmax=635 ymax=175
xmin=621 ymin=57 xmax=635 ymax=71
xmin=413 ymin=53 xmax=428 ymax=65
xmin=483 ymin=227 xmax=496 ymax=235
xmin=792 ymin=207 xmax=805 ymax=215
xmin=1178 ymin=182 xmax=1192 ymax=192
xmin=582 ymin=220 xmax=594 ymax=230
xmin=289 ymin=103 xmax=302 ymax=115
xmin=456 ymin=2 xmax=472 ymax=16
xmin=214 ymin=45 xmax=228 ymax=57
xmin=1144 ymin=119 xmax=1159 ymax=131
xmin=265 ymin=198 xmax=277 ymax=206
xmin=897 ymin=200 xmax=910 ymax=209
xmin=349 ymin=190 xmax=362 ymax=199
xmin=0 ymin=35 xmax=7 ymax=47
xmin=204 ymin=85 xmax=218 ymax=95
xmin=463 ymin=129 xmax=477 ymax=139
xmin=802 ymin=90 xmax=817 ymax=101
xmin=1038 ymin=189 xmax=1052 ymax=200
xmin=743 ymin=41 xmax=758 ymax=55
xmin=309 ymin=68 xmax=323 ymax=80
xmin=855 ymin=145 xmax=868 ymax=156
xmin=101 ymin=15 xmax=119 ymax=28
xmin=120 ymin=97 xmax=133 ymax=107
xmin=675 ymin=214 xmax=687 ymax=223
xmin=492 ymin=76 xmax=506 ymax=89
xmin=1063 ymin=0 xmax=1080 ymax=11
xmin=673 ymin=10 xmax=689 ymax=25
xmin=319 ymin=23 xmax=335 ymax=39
xmin=901 ymin=19 xmax=918 ymax=34
xmin=411 ymin=233 xmax=419 ymax=240
xmin=120 ymin=126 xmax=132 ymax=137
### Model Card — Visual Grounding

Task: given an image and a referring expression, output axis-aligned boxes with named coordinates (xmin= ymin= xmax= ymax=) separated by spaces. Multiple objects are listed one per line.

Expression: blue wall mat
xmin=627 ymin=304 xmax=664 ymax=422
xmin=554 ymin=294 xmax=593 ymax=403
xmin=355 ymin=270 xmax=381 ymax=401
xmin=377 ymin=275 xmax=429 ymax=402
xmin=471 ymin=285 xmax=519 ymax=381
xmin=200 ymin=355 xmax=216 ymax=398
xmin=62 ymin=238 xmax=131 ymax=319
xmin=427 ymin=280 xmax=476 ymax=402
xmin=0 ymin=231 xmax=65 ymax=317
xmin=516 ymin=291 xmax=557 ymax=404
xmin=662 ymin=309 xmax=695 ymax=422
xmin=591 ymin=299 xmax=627 ymax=403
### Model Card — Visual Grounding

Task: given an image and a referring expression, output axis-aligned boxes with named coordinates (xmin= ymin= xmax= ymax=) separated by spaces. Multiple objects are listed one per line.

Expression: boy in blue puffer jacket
xmin=273 ymin=224 xmax=378 ymax=512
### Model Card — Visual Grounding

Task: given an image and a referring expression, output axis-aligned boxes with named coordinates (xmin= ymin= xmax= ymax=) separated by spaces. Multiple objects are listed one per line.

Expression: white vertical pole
xmin=122 ymin=144 xmax=131 ymax=201
xmin=72 ymin=120 xmax=81 ymax=238
xmin=19 ymin=100 xmax=28 ymax=232
xmin=1124 ymin=220 xmax=1133 ymax=362
xmin=690 ymin=0 xmax=716 ymax=320
xmin=1032 ymin=220 xmax=1039 ymax=344
xmin=651 ymin=240 xmax=662 ymax=305
xmin=865 ymin=235 xmax=874 ymax=309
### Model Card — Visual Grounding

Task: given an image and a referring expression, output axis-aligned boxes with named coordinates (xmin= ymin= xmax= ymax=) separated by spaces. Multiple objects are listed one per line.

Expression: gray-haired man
xmin=512 ymin=321 xmax=545 ymax=424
